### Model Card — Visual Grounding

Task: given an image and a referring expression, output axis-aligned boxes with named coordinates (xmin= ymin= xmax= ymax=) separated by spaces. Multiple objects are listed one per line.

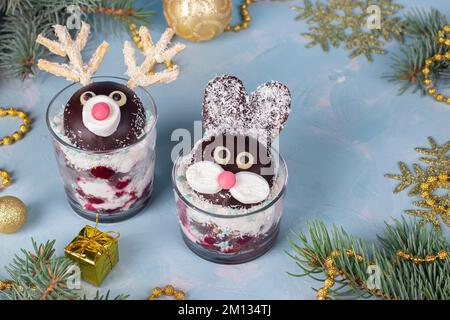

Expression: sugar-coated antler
xmin=124 ymin=27 xmax=186 ymax=89
xmin=36 ymin=22 xmax=109 ymax=86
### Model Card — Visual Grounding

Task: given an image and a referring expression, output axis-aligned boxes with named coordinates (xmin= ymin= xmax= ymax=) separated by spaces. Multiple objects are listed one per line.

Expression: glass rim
xmin=45 ymin=75 xmax=158 ymax=154
xmin=172 ymin=150 xmax=288 ymax=219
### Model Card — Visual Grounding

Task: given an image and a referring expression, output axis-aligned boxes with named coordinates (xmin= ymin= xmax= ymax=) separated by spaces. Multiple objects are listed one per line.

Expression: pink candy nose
xmin=218 ymin=171 xmax=236 ymax=189
xmin=91 ymin=102 xmax=110 ymax=120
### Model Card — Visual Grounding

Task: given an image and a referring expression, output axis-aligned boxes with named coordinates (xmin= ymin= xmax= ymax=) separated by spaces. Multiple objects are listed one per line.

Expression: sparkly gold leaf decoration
xmin=385 ymin=137 xmax=450 ymax=229
xmin=292 ymin=0 xmax=404 ymax=61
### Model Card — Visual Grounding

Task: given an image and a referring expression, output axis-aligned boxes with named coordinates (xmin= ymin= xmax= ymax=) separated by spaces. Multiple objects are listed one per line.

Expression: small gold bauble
xmin=438 ymin=250 xmax=448 ymax=260
xmin=324 ymin=277 xmax=335 ymax=288
xmin=174 ymin=291 xmax=185 ymax=300
xmin=163 ymin=0 xmax=232 ymax=42
xmin=163 ymin=284 xmax=175 ymax=296
xmin=434 ymin=54 xmax=443 ymax=61
xmin=0 ymin=196 xmax=27 ymax=234
xmin=152 ymin=287 xmax=163 ymax=298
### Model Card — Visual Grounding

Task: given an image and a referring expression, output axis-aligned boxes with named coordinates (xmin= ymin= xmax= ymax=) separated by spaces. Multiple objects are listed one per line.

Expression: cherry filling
xmin=91 ymin=166 xmax=116 ymax=179
xmin=75 ymin=167 xmax=152 ymax=213
xmin=116 ymin=178 xmax=131 ymax=189
xmin=180 ymin=214 xmax=278 ymax=255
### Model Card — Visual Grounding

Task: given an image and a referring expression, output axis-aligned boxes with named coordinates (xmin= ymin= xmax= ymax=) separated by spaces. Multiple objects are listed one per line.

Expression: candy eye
xmin=109 ymin=91 xmax=127 ymax=106
xmin=80 ymin=91 xmax=96 ymax=105
xmin=236 ymin=151 xmax=254 ymax=170
xmin=213 ymin=146 xmax=231 ymax=165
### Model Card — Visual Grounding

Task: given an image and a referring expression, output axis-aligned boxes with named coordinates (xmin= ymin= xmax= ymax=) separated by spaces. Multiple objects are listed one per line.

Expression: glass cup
xmin=46 ymin=76 xmax=157 ymax=223
xmin=172 ymin=152 xmax=288 ymax=264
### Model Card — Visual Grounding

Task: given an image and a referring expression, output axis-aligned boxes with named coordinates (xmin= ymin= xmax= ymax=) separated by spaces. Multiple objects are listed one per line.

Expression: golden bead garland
xmin=0 ymin=107 xmax=31 ymax=146
xmin=317 ymin=249 xmax=364 ymax=300
xmin=147 ymin=284 xmax=185 ymax=300
xmin=0 ymin=280 xmax=13 ymax=290
xmin=419 ymin=173 xmax=450 ymax=222
xmin=397 ymin=249 xmax=448 ymax=264
xmin=128 ymin=22 xmax=173 ymax=73
xmin=422 ymin=25 xmax=450 ymax=104
xmin=0 ymin=170 xmax=11 ymax=189
xmin=317 ymin=247 xmax=448 ymax=300
xmin=225 ymin=0 xmax=254 ymax=33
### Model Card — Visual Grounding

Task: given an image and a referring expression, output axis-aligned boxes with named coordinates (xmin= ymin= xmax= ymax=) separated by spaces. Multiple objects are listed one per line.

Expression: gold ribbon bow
xmin=65 ymin=227 xmax=120 ymax=258
xmin=65 ymin=215 xmax=120 ymax=268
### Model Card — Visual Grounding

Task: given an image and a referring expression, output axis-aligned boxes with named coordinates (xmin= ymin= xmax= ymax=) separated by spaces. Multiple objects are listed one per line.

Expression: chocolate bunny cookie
xmin=185 ymin=75 xmax=291 ymax=209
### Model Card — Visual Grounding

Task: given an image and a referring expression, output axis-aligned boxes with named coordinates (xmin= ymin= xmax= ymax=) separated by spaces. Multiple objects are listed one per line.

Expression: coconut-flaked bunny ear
xmin=36 ymin=22 xmax=109 ymax=86
xmin=203 ymin=75 xmax=291 ymax=140
xmin=203 ymin=75 xmax=248 ymax=134
xmin=249 ymin=81 xmax=291 ymax=139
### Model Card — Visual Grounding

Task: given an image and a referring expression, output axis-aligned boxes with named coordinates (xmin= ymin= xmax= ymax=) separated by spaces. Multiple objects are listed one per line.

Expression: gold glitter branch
xmin=292 ymin=0 xmax=404 ymax=61
xmin=385 ymin=137 xmax=450 ymax=229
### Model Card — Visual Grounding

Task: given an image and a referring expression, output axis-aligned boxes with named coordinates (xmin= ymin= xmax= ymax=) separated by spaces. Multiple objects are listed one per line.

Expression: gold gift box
xmin=64 ymin=225 xmax=119 ymax=286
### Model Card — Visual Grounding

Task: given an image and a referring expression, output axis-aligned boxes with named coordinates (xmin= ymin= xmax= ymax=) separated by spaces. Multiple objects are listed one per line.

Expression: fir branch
xmin=288 ymin=218 xmax=450 ymax=300
xmin=0 ymin=11 xmax=50 ymax=78
xmin=384 ymin=8 xmax=450 ymax=94
xmin=0 ymin=239 xmax=128 ymax=300
xmin=82 ymin=0 xmax=154 ymax=33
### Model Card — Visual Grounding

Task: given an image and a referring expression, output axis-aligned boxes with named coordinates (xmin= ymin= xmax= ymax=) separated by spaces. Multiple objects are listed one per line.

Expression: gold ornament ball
xmin=163 ymin=0 xmax=232 ymax=42
xmin=0 ymin=196 xmax=27 ymax=234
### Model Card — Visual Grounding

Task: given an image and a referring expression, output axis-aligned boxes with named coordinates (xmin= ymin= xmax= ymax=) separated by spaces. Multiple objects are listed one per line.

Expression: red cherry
xmin=203 ymin=235 xmax=217 ymax=245
xmin=91 ymin=166 xmax=116 ymax=179
xmin=236 ymin=235 xmax=254 ymax=245
xmin=115 ymin=179 xmax=131 ymax=190
xmin=85 ymin=203 xmax=96 ymax=211
xmin=91 ymin=102 xmax=110 ymax=120
xmin=217 ymin=171 xmax=236 ymax=189
xmin=76 ymin=188 xmax=86 ymax=197
xmin=115 ymin=191 xmax=126 ymax=198
xmin=86 ymin=196 xmax=105 ymax=204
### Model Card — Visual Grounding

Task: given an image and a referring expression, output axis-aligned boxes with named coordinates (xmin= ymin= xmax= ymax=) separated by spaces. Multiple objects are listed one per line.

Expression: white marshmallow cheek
xmin=82 ymin=95 xmax=121 ymax=137
xmin=230 ymin=171 xmax=270 ymax=204
xmin=186 ymin=161 xmax=224 ymax=194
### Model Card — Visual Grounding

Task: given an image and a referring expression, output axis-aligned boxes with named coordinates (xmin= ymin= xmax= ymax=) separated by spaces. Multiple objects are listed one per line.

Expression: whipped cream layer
xmin=174 ymin=152 xmax=286 ymax=237
xmin=51 ymin=108 xmax=156 ymax=212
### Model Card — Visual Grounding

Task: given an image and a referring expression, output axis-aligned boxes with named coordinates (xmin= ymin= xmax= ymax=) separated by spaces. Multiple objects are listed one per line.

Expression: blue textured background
xmin=0 ymin=0 xmax=449 ymax=299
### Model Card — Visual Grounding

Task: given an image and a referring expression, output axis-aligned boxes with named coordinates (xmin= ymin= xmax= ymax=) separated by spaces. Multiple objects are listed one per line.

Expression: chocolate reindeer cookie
xmin=185 ymin=75 xmax=291 ymax=210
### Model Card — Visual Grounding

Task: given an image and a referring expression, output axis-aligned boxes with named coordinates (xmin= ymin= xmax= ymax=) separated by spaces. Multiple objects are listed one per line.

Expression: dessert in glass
xmin=37 ymin=22 xmax=185 ymax=222
xmin=47 ymin=78 xmax=157 ymax=222
xmin=172 ymin=75 xmax=292 ymax=264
